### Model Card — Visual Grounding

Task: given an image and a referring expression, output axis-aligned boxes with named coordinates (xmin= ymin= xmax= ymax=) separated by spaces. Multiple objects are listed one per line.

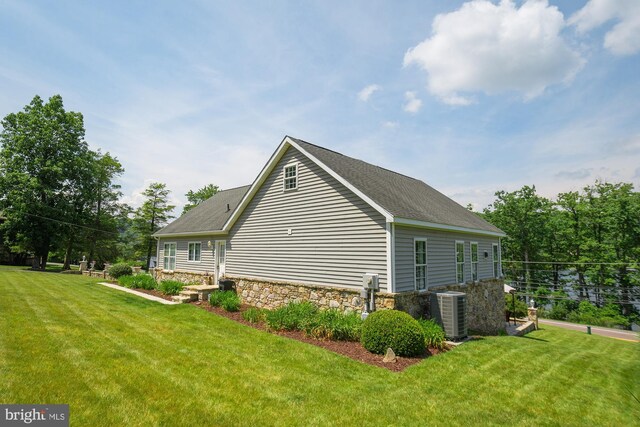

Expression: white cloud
xmin=569 ymin=0 xmax=640 ymax=55
xmin=357 ymin=84 xmax=381 ymax=101
xmin=403 ymin=0 xmax=584 ymax=105
xmin=554 ymin=168 xmax=593 ymax=180
xmin=382 ymin=121 xmax=399 ymax=129
xmin=403 ymin=91 xmax=422 ymax=113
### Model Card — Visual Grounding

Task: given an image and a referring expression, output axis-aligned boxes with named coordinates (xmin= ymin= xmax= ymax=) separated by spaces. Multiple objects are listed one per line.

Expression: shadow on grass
xmin=521 ymin=335 xmax=549 ymax=343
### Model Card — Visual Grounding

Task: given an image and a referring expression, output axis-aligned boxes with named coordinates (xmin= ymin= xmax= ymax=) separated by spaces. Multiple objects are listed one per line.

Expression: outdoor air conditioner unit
xmin=362 ymin=273 xmax=379 ymax=290
xmin=431 ymin=291 xmax=467 ymax=340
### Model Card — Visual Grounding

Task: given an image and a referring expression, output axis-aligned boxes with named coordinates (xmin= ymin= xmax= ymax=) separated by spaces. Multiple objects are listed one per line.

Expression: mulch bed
xmin=188 ymin=301 xmax=448 ymax=372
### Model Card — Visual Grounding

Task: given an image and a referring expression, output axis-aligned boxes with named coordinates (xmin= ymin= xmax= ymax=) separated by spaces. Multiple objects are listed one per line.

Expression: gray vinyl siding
xmin=227 ymin=146 xmax=388 ymax=290
xmin=394 ymin=225 xmax=499 ymax=292
xmin=157 ymin=238 xmax=216 ymax=274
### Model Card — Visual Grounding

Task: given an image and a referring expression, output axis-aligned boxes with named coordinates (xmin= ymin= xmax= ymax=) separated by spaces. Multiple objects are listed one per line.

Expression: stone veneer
xmin=153 ymin=269 xmax=216 ymax=286
xmin=430 ymin=279 xmax=505 ymax=335
xmin=154 ymin=270 xmax=505 ymax=334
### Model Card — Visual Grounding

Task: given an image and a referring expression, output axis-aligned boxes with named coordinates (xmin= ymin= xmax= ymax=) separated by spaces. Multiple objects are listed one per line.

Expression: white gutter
xmin=394 ymin=217 xmax=506 ymax=238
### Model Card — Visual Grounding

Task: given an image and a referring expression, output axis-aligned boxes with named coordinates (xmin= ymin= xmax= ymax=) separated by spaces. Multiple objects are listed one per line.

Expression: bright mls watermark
xmin=1 ymin=405 xmax=68 ymax=426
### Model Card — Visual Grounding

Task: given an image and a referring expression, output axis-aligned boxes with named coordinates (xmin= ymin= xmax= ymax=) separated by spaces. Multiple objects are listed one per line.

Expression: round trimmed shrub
xmin=108 ymin=263 xmax=132 ymax=279
xmin=361 ymin=310 xmax=425 ymax=357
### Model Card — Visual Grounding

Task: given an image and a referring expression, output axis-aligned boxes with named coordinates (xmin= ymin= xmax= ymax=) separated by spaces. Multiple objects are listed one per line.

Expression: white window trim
xmin=282 ymin=162 xmax=298 ymax=191
xmin=187 ymin=241 xmax=202 ymax=263
xmin=493 ymin=242 xmax=501 ymax=278
xmin=470 ymin=241 xmax=479 ymax=282
xmin=455 ymin=240 xmax=465 ymax=284
xmin=414 ymin=238 xmax=428 ymax=291
xmin=163 ymin=242 xmax=177 ymax=272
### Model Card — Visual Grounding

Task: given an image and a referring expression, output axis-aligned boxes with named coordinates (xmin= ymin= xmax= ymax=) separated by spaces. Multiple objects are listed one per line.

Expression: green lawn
xmin=1 ymin=268 xmax=638 ymax=426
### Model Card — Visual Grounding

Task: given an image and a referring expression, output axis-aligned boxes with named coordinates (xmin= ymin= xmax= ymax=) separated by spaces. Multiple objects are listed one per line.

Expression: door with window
xmin=215 ymin=241 xmax=226 ymax=280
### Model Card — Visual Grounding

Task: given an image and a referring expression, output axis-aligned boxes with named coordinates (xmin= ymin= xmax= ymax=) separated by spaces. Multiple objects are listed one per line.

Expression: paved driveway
xmin=538 ymin=318 xmax=639 ymax=342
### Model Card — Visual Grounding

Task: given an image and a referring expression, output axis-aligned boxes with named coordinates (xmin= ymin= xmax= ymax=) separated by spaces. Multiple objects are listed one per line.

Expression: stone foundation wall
xmin=430 ymin=279 xmax=505 ymax=335
xmin=151 ymin=270 xmax=504 ymax=335
xmin=154 ymin=269 xmax=215 ymax=286
xmin=230 ymin=276 xmax=396 ymax=312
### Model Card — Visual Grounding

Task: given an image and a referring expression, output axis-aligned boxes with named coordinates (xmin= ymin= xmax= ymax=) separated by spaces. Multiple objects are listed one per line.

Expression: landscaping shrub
xmin=209 ymin=291 xmax=241 ymax=312
xmin=303 ymin=309 xmax=362 ymax=341
xmin=264 ymin=301 xmax=318 ymax=331
xmin=109 ymin=263 xmax=132 ymax=279
xmin=118 ymin=275 xmax=135 ymax=288
xmin=418 ymin=318 xmax=446 ymax=350
xmin=504 ymin=294 xmax=528 ymax=319
xmin=209 ymin=291 xmax=224 ymax=307
xmin=360 ymin=310 xmax=425 ymax=357
xmin=158 ymin=280 xmax=184 ymax=295
xmin=118 ymin=274 xmax=156 ymax=290
xmin=221 ymin=292 xmax=241 ymax=312
xmin=242 ymin=307 xmax=265 ymax=324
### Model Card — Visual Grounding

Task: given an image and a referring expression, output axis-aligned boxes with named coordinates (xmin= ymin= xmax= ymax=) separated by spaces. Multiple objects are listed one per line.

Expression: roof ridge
xmin=289 ymin=136 xmax=424 ymax=183
xmin=218 ymin=184 xmax=252 ymax=193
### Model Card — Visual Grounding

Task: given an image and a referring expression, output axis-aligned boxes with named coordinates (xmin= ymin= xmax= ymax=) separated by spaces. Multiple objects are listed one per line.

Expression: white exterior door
xmin=215 ymin=240 xmax=226 ymax=280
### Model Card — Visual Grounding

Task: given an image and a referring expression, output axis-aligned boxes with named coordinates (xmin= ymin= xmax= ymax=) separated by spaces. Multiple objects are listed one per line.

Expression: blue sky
xmin=1 ymin=0 xmax=639 ymax=214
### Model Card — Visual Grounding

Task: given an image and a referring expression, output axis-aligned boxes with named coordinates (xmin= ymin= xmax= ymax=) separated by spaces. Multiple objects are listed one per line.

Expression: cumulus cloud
xmin=403 ymin=0 xmax=584 ymax=105
xmin=403 ymin=91 xmax=422 ymax=113
xmin=357 ymin=84 xmax=381 ymax=101
xmin=569 ymin=0 xmax=640 ymax=55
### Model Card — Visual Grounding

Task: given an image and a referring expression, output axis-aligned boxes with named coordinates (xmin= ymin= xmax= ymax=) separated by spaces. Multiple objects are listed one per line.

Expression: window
xmin=455 ymin=241 xmax=465 ymax=284
xmin=283 ymin=164 xmax=298 ymax=190
xmin=188 ymin=242 xmax=201 ymax=262
xmin=471 ymin=242 xmax=478 ymax=282
xmin=414 ymin=239 xmax=427 ymax=290
xmin=493 ymin=243 xmax=500 ymax=278
xmin=163 ymin=243 xmax=176 ymax=271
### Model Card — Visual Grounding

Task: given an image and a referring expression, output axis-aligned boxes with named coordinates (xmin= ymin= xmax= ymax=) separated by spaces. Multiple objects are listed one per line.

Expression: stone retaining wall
xmin=229 ymin=276 xmax=396 ymax=312
xmin=152 ymin=270 xmax=504 ymax=334
xmin=153 ymin=269 xmax=216 ymax=286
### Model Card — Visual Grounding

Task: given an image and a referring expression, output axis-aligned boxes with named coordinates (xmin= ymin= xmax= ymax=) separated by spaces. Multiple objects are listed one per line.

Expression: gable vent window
xmin=283 ymin=164 xmax=298 ymax=190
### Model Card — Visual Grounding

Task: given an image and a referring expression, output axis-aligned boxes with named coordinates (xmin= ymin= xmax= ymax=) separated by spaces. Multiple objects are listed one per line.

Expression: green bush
xmin=118 ymin=274 xmax=156 ymax=290
xmin=109 ymin=263 xmax=132 ymax=279
xmin=118 ymin=275 xmax=136 ymax=288
xmin=504 ymin=294 xmax=528 ymax=318
xmin=221 ymin=292 xmax=241 ymax=312
xmin=209 ymin=291 xmax=241 ymax=312
xmin=302 ymin=309 xmax=362 ymax=341
xmin=265 ymin=301 xmax=318 ymax=331
xmin=209 ymin=291 xmax=224 ymax=307
xmin=418 ymin=318 xmax=446 ymax=350
xmin=157 ymin=280 xmax=184 ymax=296
xmin=242 ymin=307 xmax=266 ymax=324
xmin=360 ymin=310 xmax=425 ymax=357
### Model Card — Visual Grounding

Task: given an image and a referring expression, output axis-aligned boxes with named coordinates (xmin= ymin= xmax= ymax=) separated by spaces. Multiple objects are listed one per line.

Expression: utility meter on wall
xmin=362 ymin=273 xmax=379 ymax=290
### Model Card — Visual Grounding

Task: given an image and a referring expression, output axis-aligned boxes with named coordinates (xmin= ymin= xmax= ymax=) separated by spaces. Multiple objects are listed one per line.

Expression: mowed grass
xmin=0 ymin=268 xmax=638 ymax=426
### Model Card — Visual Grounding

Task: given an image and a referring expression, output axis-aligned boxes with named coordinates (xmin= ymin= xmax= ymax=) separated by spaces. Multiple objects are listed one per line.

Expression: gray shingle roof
xmin=154 ymin=185 xmax=250 ymax=236
xmin=290 ymin=137 xmax=503 ymax=234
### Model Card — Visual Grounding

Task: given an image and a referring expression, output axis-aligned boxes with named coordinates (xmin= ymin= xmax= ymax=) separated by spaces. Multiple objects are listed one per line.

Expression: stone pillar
xmin=79 ymin=261 xmax=88 ymax=272
xmin=528 ymin=307 xmax=538 ymax=330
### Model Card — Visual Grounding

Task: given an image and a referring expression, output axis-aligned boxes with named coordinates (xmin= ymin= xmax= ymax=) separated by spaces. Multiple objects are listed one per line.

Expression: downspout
xmin=154 ymin=236 xmax=160 ymax=278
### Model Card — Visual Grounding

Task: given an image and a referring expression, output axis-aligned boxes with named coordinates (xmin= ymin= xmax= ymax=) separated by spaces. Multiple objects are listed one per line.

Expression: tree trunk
xmin=63 ymin=234 xmax=75 ymax=270
xmin=524 ymin=250 xmax=530 ymax=305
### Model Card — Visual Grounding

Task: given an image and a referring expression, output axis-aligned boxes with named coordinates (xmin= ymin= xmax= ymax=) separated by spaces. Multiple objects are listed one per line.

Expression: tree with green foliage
xmin=83 ymin=152 xmax=128 ymax=268
xmin=483 ymin=181 xmax=639 ymax=328
xmin=483 ymin=186 xmax=552 ymax=298
xmin=0 ymin=95 xmax=93 ymax=270
xmin=182 ymin=183 xmax=219 ymax=215
xmin=133 ymin=182 xmax=174 ymax=270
